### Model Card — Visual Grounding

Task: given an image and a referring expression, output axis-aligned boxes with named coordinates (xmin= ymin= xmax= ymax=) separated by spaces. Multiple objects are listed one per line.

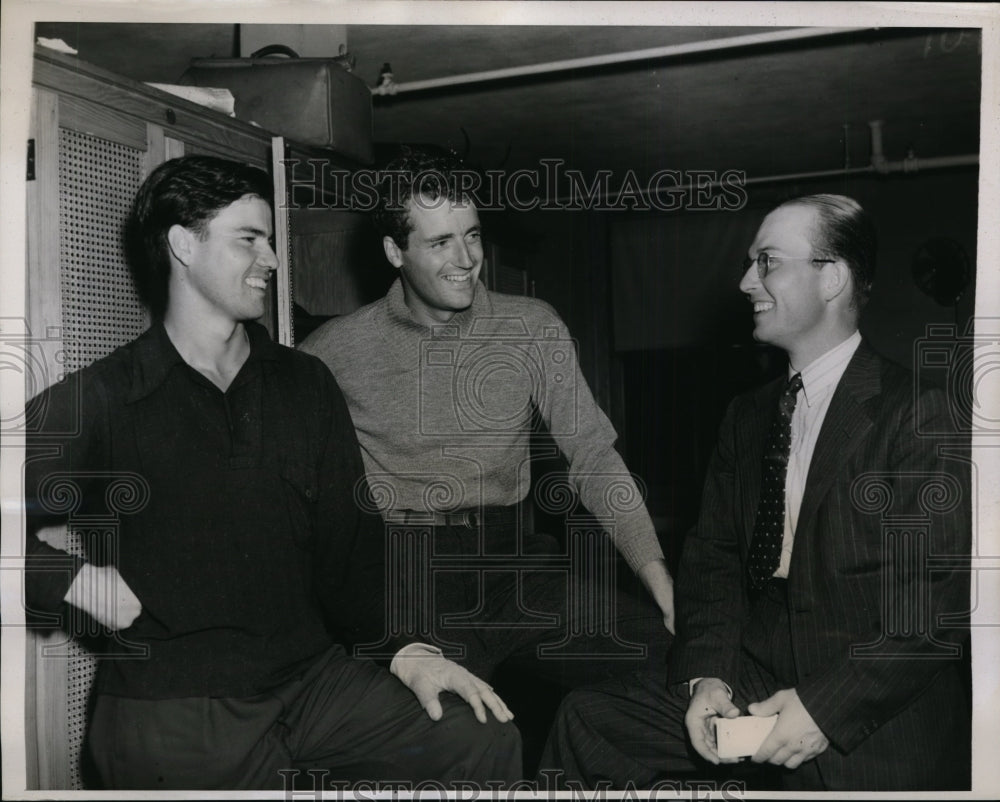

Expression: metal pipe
xmin=373 ymin=26 xmax=872 ymax=96
xmin=868 ymin=119 xmax=889 ymax=172
xmin=743 ymin=153 xmax=979 ymax=186
xmin=548 ymin=154 xmax=979 ymax=206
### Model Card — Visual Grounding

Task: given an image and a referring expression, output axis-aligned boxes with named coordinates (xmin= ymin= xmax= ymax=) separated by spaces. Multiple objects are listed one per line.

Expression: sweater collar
xmin=381 ymin=277 xmax=492 ymax=350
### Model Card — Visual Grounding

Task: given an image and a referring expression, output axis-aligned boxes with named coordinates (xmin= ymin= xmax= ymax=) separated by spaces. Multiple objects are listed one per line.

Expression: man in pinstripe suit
xmin=539 ymin=194 xmax=971 ymax=791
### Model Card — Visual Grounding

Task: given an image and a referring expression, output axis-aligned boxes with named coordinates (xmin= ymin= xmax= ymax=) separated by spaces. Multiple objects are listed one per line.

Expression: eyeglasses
xmin=742 ymin=252 xmax=835 ymax=280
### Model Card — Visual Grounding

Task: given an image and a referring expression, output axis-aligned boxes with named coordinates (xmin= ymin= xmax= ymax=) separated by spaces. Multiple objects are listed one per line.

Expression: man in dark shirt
xmin=24 ymin=155 xmax=521 ymax=790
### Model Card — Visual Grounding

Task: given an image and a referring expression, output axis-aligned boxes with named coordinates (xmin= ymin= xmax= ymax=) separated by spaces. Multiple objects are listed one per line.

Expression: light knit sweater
xmin=300 ymin=279 xmax=664 ymax=572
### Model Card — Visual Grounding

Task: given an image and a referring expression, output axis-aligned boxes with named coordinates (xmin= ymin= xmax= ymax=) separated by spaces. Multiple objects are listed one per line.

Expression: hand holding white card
xmin=714 ymin=714 xmax=778 ymax=759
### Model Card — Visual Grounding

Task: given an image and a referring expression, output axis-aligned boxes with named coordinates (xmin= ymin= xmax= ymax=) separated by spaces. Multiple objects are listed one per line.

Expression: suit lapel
xmin=796 ymin=342 xmax=882 ymax=540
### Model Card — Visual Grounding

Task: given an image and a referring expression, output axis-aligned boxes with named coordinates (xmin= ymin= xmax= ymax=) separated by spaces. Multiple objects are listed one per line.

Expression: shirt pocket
xmin=279 ymin=459 xmax=319 ymax=550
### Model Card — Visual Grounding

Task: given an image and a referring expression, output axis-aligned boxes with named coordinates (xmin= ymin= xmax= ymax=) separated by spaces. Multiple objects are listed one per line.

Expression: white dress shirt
xmin=774 ymin=330 xmax=862 ymax=578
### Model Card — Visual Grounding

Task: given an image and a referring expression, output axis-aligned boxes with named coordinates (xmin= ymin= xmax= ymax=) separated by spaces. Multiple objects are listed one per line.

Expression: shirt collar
xmin=126 ymin=319 xmax=279 ymax=403
xmin=791 ymin=330 xmax=862 ymax=408
xmin=383 ymin=277 xmax=491 ymax=340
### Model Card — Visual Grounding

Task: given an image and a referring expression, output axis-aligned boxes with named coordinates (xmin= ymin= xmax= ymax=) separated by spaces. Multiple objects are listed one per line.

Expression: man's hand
xmin=637 ymin=558 xmax=675 ymax=633
xmin=391 ymin=645 xmax=514 ymax=724
xmin=748 ymin=688 xmax=829 ymax=769
xmin=63 ymin=563 xmax=142 ymax=630
xmin=684 ymin=677 xmax=741 ymax=764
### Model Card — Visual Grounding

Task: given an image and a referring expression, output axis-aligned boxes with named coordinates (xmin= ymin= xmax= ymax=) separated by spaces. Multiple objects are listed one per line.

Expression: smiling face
xmin=384 ymin=195 xmax=483 ymax=326
xmin=739 ymin=203 xmax=836 ymax=366
xmin=175 ymin=194 xmax=278 ymax=324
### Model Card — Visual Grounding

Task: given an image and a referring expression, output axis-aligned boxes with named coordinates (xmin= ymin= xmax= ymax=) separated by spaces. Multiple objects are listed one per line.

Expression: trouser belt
xmin=383 ymin=506 xmax=517 ymax=528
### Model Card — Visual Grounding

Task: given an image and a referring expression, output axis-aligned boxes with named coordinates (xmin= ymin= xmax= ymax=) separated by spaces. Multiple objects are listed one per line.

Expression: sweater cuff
xmin=617 ymin=531 xmax=665 ymax=574
xmin=25 ymin=538 xmax=85 ymax=616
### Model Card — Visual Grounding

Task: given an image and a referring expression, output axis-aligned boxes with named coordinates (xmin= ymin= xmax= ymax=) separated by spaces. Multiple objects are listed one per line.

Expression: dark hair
xmin=777 ymin=194 xmax=877 ymax=311
xmin=373 ymin=147 xmax=471 ymax=250
xmin=125 ymin=155 xmax=273 ymax=319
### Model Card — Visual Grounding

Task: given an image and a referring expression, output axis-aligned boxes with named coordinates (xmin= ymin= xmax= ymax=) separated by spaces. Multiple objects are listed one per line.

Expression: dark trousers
xmin=539 ymin=581 xmax=821 ymax=791
xmin=87 ymin=645 xmax=522 ymax=790
xmin=396 ymin=507 xmax=671 ymax=688
xmin=539 ymin=579 xmax=969 ymax=791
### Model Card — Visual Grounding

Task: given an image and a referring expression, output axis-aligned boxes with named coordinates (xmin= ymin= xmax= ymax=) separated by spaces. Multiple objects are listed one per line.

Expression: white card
xmin=714 ymin=715 xmax=778 ymax=758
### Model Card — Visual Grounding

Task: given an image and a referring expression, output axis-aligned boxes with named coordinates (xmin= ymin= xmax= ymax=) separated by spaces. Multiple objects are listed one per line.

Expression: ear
xmin=822 ymin=260 xmax=851 ymax=302
xmin=383 ymin=235 xmax=405 ymax=269
xmin=167 ymin=224 xmax=196 ymax=268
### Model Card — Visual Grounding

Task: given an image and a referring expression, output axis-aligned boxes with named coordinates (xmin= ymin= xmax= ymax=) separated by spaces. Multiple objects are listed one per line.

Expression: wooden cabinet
xmin=290 ymin=208 xmax=392 ymax=318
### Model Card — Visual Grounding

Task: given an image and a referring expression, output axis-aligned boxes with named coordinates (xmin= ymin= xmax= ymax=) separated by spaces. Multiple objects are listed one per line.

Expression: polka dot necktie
xmin=747 ymin=372 xmax=803 ymax=590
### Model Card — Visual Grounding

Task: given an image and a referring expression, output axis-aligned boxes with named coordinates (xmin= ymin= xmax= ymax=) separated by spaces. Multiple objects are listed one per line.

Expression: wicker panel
xmin=58 ymin=128 xmax=147 ymax=372
xmin=64 ymin=637 xmax=98 ymax=789
xmin=52 ymin=128 xmax=147 ymax=788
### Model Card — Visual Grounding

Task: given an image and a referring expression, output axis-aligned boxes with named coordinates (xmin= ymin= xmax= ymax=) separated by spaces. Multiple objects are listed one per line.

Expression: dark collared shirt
xmin=25 ymin=322 xmax=388 ymax=699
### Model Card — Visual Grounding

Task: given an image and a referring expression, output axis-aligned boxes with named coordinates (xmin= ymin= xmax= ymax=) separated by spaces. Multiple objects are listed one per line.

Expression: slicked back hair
xmin=776 ymin=193 xmax=877 ymax=312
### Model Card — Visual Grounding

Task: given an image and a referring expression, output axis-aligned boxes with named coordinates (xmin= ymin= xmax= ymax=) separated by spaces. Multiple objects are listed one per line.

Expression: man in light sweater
xmin=300 ymin=148 xmax=674 ymax=698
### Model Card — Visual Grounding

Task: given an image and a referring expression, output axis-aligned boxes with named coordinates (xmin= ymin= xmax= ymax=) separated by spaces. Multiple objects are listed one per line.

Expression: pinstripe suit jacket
xmin=670 ymin=340 xmax=971 ymax=790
